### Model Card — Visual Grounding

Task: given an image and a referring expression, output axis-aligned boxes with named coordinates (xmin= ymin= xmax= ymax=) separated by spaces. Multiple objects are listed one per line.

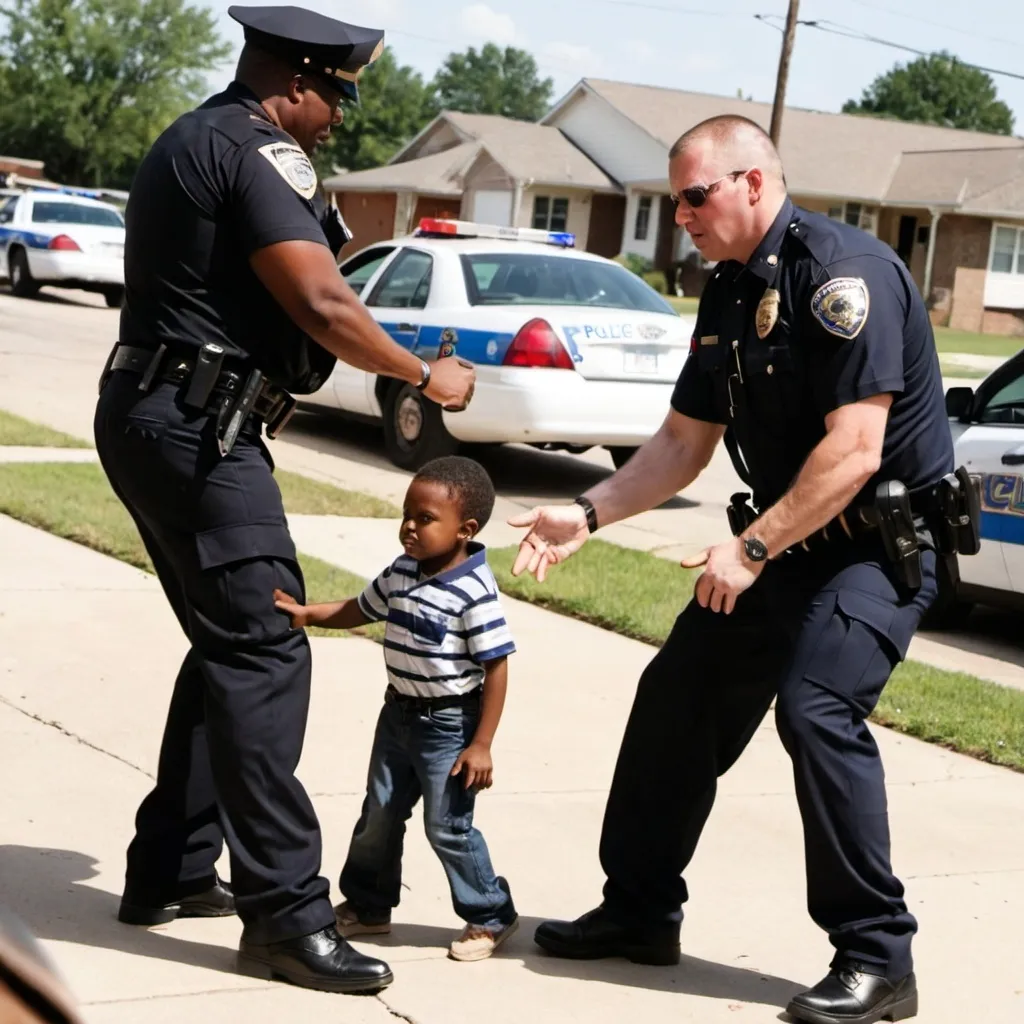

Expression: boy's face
xmin=400 ymin=478 xmax=476 ymax=562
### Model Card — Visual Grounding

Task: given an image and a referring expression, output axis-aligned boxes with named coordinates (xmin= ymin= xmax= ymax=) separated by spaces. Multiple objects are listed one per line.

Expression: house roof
xmin=560 ymin=79 xmax=1024 ymax=203
xmin=325 ymin=111 xmax=619 ymax=194
xmin=885 ymin=147 xmax=1024 ymax=215
xmin=322 ymin=141 xmax=479 ymax=194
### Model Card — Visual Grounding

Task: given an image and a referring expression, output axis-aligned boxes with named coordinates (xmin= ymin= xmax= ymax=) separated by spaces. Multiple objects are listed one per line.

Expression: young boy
xmin=274 ymin=456 xmax=518 ymax=962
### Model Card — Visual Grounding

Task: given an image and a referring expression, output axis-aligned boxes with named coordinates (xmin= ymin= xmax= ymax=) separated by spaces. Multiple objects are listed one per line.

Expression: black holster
xmin=726 ymin=491 xmax=758 ymax=537
xmin=932 ymin=466 xmax=982 ymax=557
xmin=874 ymin=481 xmax=922 ymax=590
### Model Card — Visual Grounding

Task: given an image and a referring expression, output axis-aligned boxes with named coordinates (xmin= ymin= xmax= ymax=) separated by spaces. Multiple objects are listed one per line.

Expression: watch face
xmin=745 ymin=537 xmax=768 ymax=561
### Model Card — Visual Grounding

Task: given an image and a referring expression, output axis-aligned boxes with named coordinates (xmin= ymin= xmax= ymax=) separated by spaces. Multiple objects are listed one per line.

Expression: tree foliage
xmin=842 ymin=51 xmax=1014 ymax=135
xmin=0 ymin=0 xmax=229 ymax=188
xmin=432 ymin=43 xmax=553 ymax=121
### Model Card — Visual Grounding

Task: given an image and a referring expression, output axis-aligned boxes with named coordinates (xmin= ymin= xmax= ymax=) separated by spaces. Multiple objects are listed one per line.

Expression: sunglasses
xmin=668 ymin=170 xmax=748 ymax=209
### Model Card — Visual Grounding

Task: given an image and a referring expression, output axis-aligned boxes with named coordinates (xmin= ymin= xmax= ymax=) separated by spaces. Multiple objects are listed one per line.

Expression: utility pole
xmin=769 ymin=0 xmax=800 ymax=146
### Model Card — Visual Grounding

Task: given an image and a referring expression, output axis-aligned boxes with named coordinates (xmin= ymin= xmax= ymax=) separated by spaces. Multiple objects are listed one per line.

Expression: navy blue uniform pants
xmin=599 ymin=539 xmax=938 ymax=981
xmin=94 ymin=370 xmax=336 ymax=944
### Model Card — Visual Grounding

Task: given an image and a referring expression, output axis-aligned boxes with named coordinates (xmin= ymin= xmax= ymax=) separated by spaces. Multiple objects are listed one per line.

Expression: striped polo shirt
xmin=357 ymin=543 xmax=516 ymax=698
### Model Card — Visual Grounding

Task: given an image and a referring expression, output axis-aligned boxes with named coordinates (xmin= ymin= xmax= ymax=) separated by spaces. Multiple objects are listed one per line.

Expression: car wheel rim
xmin=396 ymin=392 xmax=423 ymax=444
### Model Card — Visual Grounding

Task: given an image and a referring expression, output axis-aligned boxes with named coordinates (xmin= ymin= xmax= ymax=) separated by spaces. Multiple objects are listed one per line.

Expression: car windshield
xmin=460 ymin=253 xmax=676 ymax=314
xmin=31 ymin=201 xmax=124 ymax=228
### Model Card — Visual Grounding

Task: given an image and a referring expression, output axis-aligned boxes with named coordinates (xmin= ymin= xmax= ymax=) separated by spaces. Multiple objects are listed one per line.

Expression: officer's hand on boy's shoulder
xmin=273 ymin=588 xmax=309 ymax=628
xmin=451 ymin=743 xmax=493 ymax=791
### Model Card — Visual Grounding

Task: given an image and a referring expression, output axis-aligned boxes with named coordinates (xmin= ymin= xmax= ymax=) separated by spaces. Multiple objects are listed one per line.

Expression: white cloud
xmin=543 ymin=41 xmax=598 ymax=71
xmin=459 ymin=4 xmax=518 ymax=45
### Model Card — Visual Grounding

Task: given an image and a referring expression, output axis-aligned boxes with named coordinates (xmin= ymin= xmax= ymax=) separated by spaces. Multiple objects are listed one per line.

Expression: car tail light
xmin=48 ymin=234 xmax=81 ymax=251
xmin=503 ymin=318 xmax=575 ymax=370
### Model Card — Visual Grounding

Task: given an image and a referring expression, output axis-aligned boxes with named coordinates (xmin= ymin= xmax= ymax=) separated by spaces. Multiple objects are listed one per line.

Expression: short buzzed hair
xmin=669 ymin=114 xmax=785 ymax=184
xmin=413 ymin=456 xmax=496 ymax=531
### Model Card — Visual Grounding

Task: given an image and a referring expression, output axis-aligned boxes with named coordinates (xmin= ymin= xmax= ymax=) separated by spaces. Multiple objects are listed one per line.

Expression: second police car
xmin=0 ymin=189 xmax=126 ymax=307
xmin=302 ymin=217 xmax=696 ymax=470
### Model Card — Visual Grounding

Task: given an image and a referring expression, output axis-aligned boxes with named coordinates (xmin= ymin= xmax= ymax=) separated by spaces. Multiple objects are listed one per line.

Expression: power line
xmin=756 ymin=14 xmax=1024 ymax=83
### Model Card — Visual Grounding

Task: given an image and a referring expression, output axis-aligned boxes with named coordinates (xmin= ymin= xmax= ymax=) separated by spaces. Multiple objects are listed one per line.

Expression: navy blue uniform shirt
xmin=672 ymin=197 xmax=954 ymax=508
xmin=119 ymin=81 xmax=338 ymax=393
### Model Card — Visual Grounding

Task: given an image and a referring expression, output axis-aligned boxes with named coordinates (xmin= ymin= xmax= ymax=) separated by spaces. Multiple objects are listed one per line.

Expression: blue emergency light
xmin=415 ymin=218 xmax=575 ymax=248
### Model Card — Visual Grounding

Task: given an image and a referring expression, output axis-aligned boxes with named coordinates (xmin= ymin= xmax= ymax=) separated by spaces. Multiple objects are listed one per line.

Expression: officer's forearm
xmin=744 ymin=429 xmax=880 ymax=558
xmin=583 ymin=414 xmax=723 ymax=529
xmin=250 ymin=241 xmax=425 ymax=383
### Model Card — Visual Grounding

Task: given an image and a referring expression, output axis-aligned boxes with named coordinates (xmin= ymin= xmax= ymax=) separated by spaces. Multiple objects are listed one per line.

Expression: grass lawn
xmin=275 ymin=470 xmax=399 ymax=517
xmin=3 ymin=456 xmax=1021 ymax=773
xmin=668 ymin=296 xmax=700 ymax=316
xmin=0 ymin=409 xmax=91 ymax=448
xmin=933 ymin=327 xmax=1022 ymax=358
xmin=488 ymin=541 xmax=1024 ymax=773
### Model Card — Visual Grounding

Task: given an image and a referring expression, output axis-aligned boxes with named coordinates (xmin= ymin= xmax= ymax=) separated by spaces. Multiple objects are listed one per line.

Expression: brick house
xmin=324 ymin=80 xmax=1024 ymax=335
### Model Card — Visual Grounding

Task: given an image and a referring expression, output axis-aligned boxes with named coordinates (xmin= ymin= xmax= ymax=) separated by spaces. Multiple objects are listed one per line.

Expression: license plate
xmin=623 ymin=349 xmax=659 ymax=374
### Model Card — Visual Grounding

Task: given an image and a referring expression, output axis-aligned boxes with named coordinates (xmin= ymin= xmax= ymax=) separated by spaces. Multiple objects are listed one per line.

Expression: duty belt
xmin=105 ymin=343 xmax=297 ymax=454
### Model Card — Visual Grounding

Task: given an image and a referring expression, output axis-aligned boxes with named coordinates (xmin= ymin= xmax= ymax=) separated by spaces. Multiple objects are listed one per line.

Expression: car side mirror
xmin=945 ymin=386 xmax=974 ymax=420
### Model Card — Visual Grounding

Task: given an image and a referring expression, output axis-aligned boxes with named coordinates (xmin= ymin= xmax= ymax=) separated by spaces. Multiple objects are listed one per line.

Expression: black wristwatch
xmin=574 ymin=495 xmax=599 ymax=533
xmin=743 ymin=536 xmax=768 ymax=562
xmin=414 ymin=359 xmax=431 ymax=391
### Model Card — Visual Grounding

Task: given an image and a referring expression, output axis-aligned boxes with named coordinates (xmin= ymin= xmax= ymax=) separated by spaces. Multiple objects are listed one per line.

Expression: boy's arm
xmin=450 ymin=656 xmax=508 ymax=791
xmin=273 ymin=590 xmax=371 ymax=630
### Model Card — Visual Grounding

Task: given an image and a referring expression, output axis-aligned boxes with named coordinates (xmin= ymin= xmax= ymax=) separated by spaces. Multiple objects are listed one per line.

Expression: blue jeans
xmin=339 ymin=693 xmax=516 ymax=928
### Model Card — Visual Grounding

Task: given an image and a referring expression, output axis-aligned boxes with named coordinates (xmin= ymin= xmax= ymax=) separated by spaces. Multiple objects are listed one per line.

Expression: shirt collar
xmin=745 ymin=196 xmax=794 ymax=283
xmin=416 ymin=542 xmax=487 ymax=586
xmin=225 ymin=80 xmax=273 ymax=123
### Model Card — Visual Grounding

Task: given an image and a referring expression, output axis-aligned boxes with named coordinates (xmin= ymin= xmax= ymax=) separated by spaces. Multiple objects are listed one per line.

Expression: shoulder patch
xmin=810 ymin=277 xmax=869 ymax=340
xmin=257 ymin=141 xmax=318 ymax=200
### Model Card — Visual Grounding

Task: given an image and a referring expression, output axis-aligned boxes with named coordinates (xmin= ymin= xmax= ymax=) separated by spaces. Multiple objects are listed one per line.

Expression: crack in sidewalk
xmin=0 ymin=693 xmax=153 ymax=780
xmin=377 ymin=993 xmax=420 ymax=1023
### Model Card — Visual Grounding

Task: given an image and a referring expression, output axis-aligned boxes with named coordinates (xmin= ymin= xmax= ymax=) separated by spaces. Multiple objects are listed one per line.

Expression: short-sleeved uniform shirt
xmin=671 ymin=197 xmax=954 ymax=508
xmin=358 ymin=543 xmax=517 ymax=699
xmin=119 ymin=81 xmax=339 ymax=393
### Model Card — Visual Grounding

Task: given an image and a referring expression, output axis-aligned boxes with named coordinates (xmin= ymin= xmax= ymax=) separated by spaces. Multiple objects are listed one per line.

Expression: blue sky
xmin=206 ymin=0 xmax=1024 ymax=134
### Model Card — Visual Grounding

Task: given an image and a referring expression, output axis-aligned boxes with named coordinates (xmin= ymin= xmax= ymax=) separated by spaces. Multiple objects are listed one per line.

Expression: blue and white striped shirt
xmin=357 ymin=543 xmax=516 ymax=698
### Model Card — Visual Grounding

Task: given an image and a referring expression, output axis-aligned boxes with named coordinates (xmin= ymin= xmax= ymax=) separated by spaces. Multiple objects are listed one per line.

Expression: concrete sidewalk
xmin=1 ymin=512 xmax=1023 ymax=1024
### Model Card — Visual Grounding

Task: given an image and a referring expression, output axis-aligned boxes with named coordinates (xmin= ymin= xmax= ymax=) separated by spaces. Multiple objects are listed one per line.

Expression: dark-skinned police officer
xmin=94 ymin=5 xmax=475 ymax=994
xmin=508 ymin=115 xmax=979 ymax=1024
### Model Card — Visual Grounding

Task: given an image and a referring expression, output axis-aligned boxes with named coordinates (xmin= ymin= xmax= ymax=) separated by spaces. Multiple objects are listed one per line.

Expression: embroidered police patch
xmin=810 ymin=277 xmax=869 ymax=339
xmin=258 ymin=142 xmax=318 ymax=200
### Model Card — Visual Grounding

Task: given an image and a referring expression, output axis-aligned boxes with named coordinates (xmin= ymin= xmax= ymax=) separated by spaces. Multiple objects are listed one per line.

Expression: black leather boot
xmin=118 ymin=876 xmax=235 ymax=925
xmin=534 ymin=906 xmax=680 ymax=965
xmin=237 ymin=925 xmax=393 ymax=994
xmin=787 ymin=967 xmax=918 ymax=1024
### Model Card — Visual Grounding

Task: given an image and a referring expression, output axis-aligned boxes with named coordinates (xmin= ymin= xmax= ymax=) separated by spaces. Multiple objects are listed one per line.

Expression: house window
xmin=990 ymin=225 xmax=1024 ymax=275
xmin=634 ymin=196 xmax=652 ymax=241
xmin=827 ymin=202 xmax=876 ymax=235
xmin=532 ymin=195 xmax=569 ymax=232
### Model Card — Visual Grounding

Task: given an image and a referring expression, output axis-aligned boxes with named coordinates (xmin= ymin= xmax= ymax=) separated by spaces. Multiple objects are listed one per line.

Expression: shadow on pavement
xmin=352 ymin=916 xmax=806 ymax=1009
xmin=0 ymin=846 xmax=237 ymax=977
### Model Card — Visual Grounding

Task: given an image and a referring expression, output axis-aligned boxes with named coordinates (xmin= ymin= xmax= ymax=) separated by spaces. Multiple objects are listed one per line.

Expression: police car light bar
xmin=415 ymin=218 xmax=575 ymax=248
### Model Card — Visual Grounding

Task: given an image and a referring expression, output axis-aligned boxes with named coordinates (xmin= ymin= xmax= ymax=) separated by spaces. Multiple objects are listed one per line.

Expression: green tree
xmin=842 ymin=51 xmax=1014 ymax=135
xmin=0 ymin=0 xmax=229 ymax=188
xmin=431 ymin=44 xmax=553 ymax=121
xmin=314 ymin=48 xmax=438 ymax=177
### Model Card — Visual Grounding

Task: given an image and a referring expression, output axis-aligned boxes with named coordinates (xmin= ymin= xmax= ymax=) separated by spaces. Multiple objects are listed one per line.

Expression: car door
xmin=307 ymin=245 xmax=397 ymax=414
xmin=363 ymin=248 xmax=435 ymax=413
xmin=969 ymin=361 xmax=1024 ymax=593
xmin=954 ymin=356 xmax=1024 ymax=596
xmin=0 ymin=196 xmax=19 ymax=276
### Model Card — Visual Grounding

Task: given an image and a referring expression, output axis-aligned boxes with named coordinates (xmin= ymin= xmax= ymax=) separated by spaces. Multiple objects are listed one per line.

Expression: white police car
xmin=302 ymin=218 xmax=695 ymax=469
xmin=0 ymin=189 xmax=126 ymax=307
xmin=931 ymin=347 xmax=1024 ymax=625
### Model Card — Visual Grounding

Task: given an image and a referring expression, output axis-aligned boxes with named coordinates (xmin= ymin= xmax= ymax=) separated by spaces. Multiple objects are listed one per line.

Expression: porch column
xmin=923 ymin=208 xmax=942 ymax=304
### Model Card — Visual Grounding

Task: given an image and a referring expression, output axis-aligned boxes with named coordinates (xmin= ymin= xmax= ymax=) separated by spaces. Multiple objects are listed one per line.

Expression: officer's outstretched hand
xmin=681 ymin=537 xmax=764 ymax=615
xmin=507 ymin=503 xmax=589 ymax=583
xmin=424 ymin=356 xmax=475 ymax=412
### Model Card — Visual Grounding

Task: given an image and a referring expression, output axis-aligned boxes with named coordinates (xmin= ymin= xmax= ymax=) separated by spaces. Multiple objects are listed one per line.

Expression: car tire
xmin=608 ymin=446 xmax=638 ymax=470
xmin=9 ymin=248 xmax=39 ymax=298
xmin=382 ymin=380 xmax=458 ymax=471
xmin=103 ymin=286 xmax=125 ymax=308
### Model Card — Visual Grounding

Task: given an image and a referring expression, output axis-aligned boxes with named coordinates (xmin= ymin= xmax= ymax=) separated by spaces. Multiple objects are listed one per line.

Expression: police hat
xmin=228 ymin=5 xmax=385 ymax=103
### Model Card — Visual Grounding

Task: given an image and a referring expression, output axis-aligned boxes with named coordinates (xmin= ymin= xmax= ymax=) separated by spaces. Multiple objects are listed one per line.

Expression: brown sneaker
xmin=334 ymin=901 xmax=392 ymax=938
xmin=448 ymin=917 xmax=519 ymax=962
